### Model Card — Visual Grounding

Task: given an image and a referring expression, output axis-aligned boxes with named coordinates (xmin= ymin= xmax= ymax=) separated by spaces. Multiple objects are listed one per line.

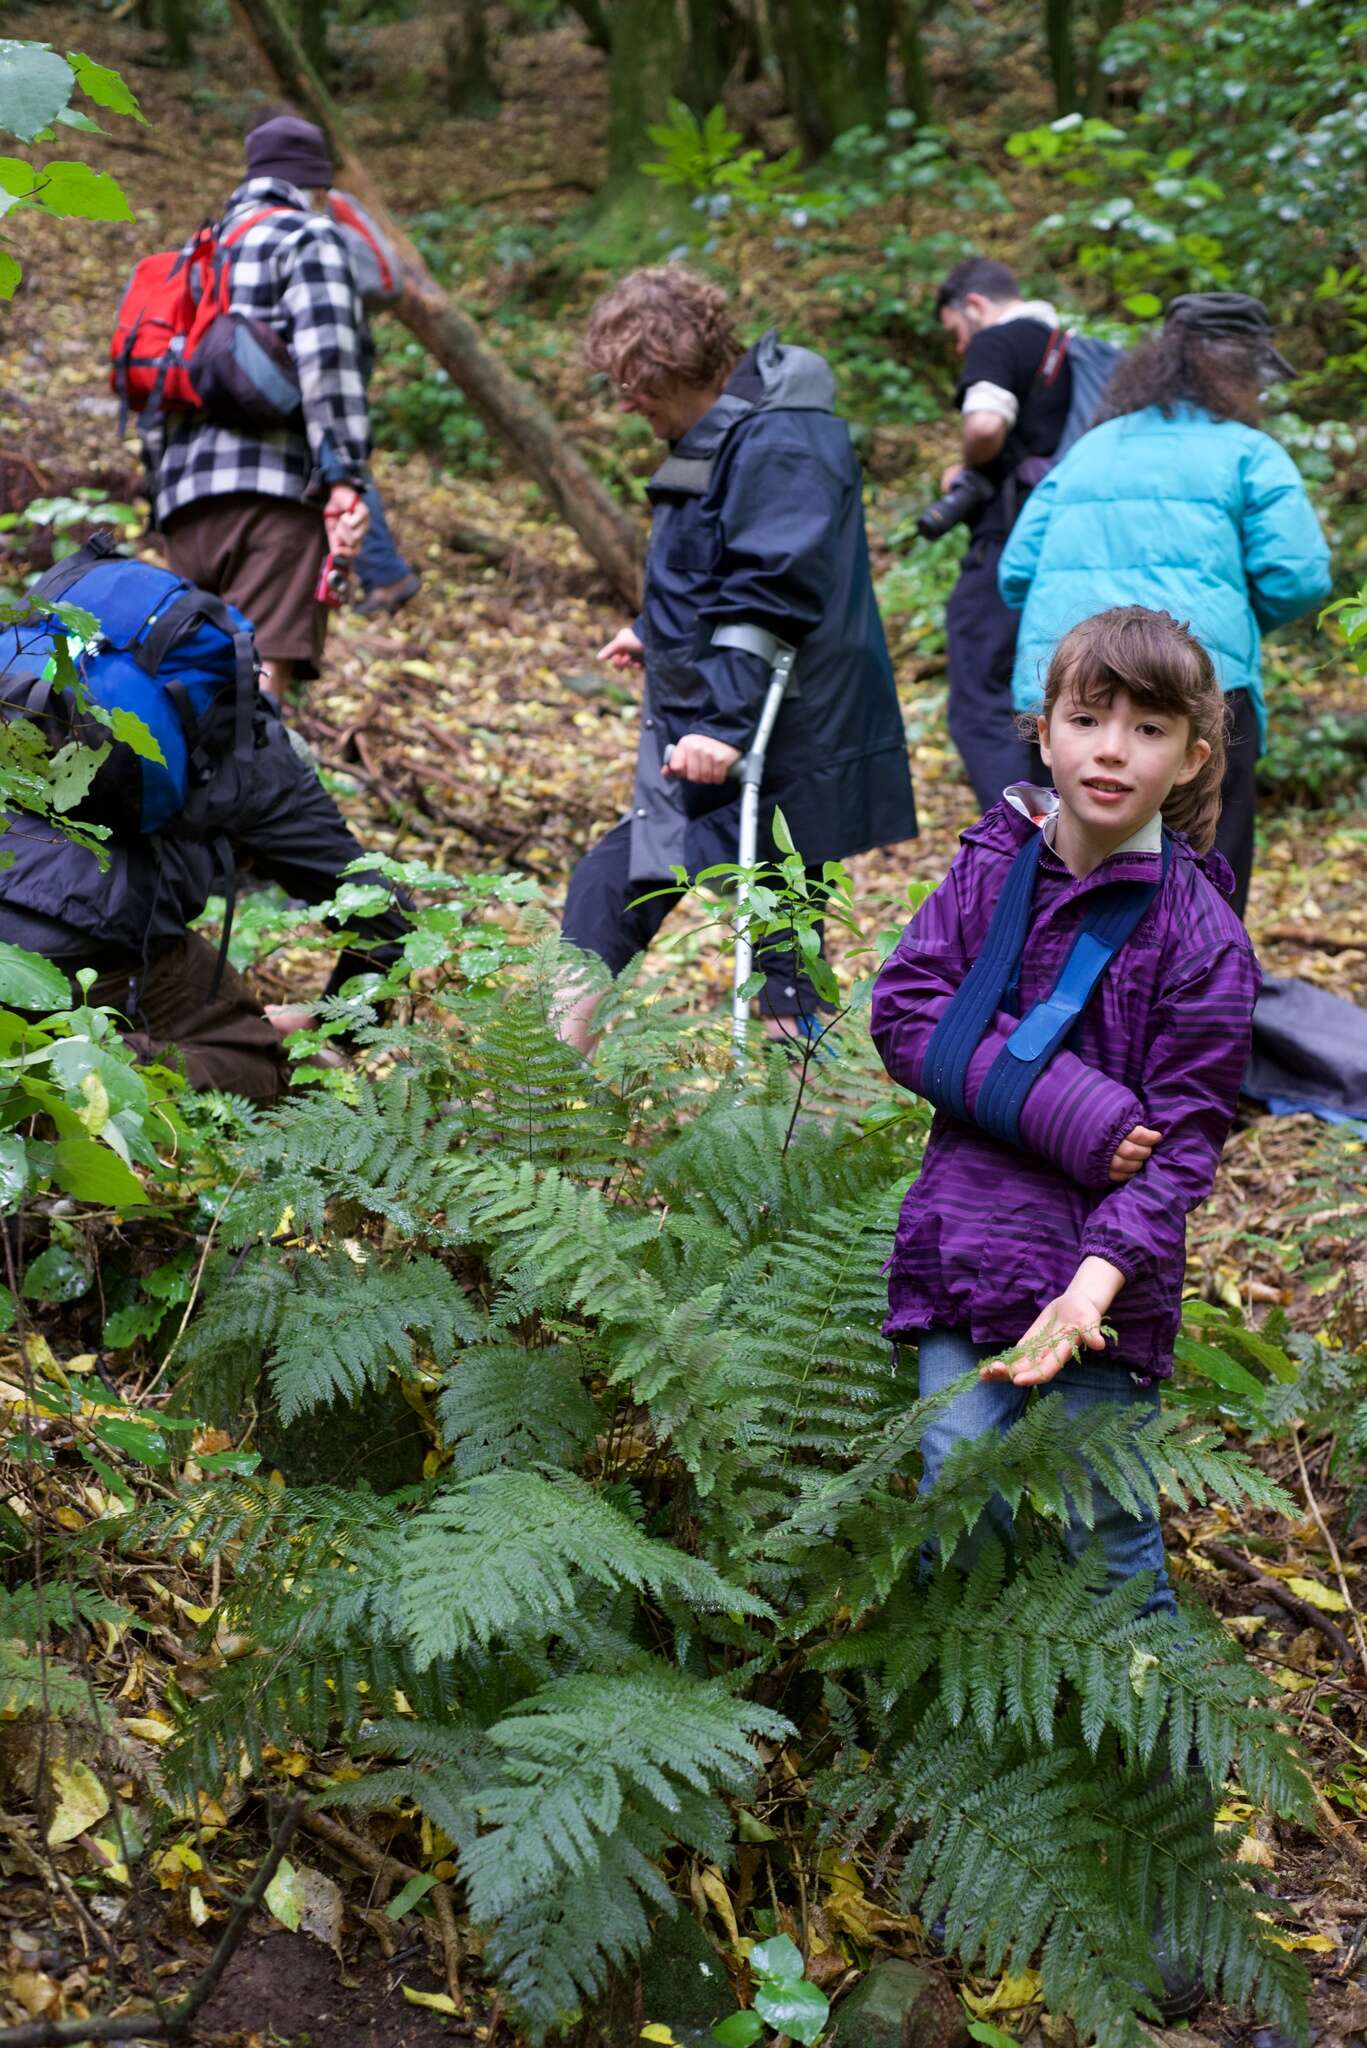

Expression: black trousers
xmin=561 ymin=817 xmax=830 ymax=1019
xmin=945 ymin=533 xmax=1036 ymax=810
xmin=1214 ymin=686 xmax=1257 ymax=920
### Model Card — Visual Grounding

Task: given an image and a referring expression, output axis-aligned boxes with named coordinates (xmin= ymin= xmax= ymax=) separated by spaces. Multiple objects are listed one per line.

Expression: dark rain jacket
xmin=0 ymin=709 xmax=407 ymax=995
xmin=628 ymin=332 xmax=917 ymax=882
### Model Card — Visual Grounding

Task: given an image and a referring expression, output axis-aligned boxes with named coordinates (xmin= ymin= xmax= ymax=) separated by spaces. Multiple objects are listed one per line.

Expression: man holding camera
xmin=930 ymin=257 xmax=1071 ymax=808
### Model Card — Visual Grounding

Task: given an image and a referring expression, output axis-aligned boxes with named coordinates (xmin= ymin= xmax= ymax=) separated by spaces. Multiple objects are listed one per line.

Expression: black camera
xmin=916 ymin=465 xmax=996 ymax=540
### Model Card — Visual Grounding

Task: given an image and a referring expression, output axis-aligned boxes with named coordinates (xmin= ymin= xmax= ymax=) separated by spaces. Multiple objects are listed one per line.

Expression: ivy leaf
xmin=93 ymin=1415 xmax=173 ymax=1467
xmin=0 ymin=1134 xmax=28 ymax=1206
xmin=34 ymin=159 xmax=132 ymax=222
xmin=0 ymin=939 xmax=72 ymax=1011
xmin=22 ymin=1245 xmax=92 ymax=1304
xmin=0 ymin=40 xmax=74 ymax=143
xmin=51 ymin=1136 xmax=146 ymax=1208
xmin=711 ymin=2015 xmax=764 ymax=2047
xmin=747 ymin=1935 xmax=803 ymax=1980
xmin=0 ymin=249 xmax=19 ymax=299
xmin=753 ymin=1975 xmax=828 ymax=2045
xmin=65 ymin=51 xmax=146 ymax=123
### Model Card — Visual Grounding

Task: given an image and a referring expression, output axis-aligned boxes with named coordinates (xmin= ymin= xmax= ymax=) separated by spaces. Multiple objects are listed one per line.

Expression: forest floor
xmin=2 ymin=6 xmax=1366 ymax=2046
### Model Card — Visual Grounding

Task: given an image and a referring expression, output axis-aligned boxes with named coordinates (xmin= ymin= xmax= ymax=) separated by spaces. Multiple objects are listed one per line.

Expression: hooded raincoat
xmin=627 ymin=331 xmax=916 ymax=882
xmin=997 ymin=403 xmax=1332 ymax=744
xmin=871 ymin=796 xmax=1260 ymax=1380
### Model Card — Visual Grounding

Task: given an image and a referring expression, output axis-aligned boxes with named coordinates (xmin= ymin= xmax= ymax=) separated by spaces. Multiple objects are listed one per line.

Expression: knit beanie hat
xmin=244 ymin=113 xmax=333 ymax=192
xmin=1163 ymin=292 xmax=1296 ymax=381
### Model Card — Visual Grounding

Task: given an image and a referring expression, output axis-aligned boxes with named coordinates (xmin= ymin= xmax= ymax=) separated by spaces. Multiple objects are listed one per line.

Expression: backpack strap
xmin=920 ymin=832 xmax=1043 ymax=1122
xmin=29 ymin=529 xmax=124 ymax=607
xmin=973 ymin=835 xmax=1172 ymax=1148
xmin=1036 ymin=326 xmax=1071 ymax=387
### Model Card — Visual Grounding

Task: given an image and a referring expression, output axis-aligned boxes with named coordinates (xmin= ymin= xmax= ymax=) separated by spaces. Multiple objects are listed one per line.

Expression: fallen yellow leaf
xmin=401 ymin=1986 xmax=459 ymax=2013
xmin=47 ymin=1759 xmax=110 ymax=1846
xmin=1284 ymin=1577 xmax=1349 ymax=1613
xmin=962 ymin=1969 xmax=1042 ymax=2016
xmin=123 ymin=1715 xmax=174 ymax=1744
xmin=699 ymin=1863 xmax=739 ymax=1946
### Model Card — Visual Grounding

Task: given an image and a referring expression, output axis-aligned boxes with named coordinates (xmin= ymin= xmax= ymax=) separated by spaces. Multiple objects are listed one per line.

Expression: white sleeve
xmin=961 ymin=380 xmax=1019 ymax=426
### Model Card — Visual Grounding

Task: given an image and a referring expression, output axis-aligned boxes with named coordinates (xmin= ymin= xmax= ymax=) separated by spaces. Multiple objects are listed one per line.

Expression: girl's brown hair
xmin=1040 ymin=606 xmax=1228 ymax=852
xmin=584 ymin=266 xmax=743 ymax=397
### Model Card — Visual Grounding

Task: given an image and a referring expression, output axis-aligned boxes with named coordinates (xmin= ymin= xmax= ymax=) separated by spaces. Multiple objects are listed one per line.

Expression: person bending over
xmin=560 ymin=265 xmax=917 ymax=1049
xmin=933 ymin=256 xmax=1074 ymax=808
xmin=0 ymin=701 xmax=407 ymax=1103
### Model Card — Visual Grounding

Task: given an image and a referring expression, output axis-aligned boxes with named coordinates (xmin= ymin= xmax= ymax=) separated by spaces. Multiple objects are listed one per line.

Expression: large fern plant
xmin=115 ymin=921 xmax=1312 ymax=2047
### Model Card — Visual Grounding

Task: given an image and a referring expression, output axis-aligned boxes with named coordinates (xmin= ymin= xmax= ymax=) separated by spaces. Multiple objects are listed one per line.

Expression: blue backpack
xmin=0 ymin=531 xmax=259 ymax=838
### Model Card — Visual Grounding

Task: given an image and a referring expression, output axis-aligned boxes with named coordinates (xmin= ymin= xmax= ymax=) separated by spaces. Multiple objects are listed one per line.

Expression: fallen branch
xmin=295 ymin=1808 xmax=462 ymax=2008
xmin=0 ymin=1798 xmax=302 ymax=2048
xmin=446 ymin=524 xmax=514 ymax=565
xmin=1201 ymin=1539 xmax=1354 ymax=1664
xmin=1259 ymin=925 xmax=1367 ymax=953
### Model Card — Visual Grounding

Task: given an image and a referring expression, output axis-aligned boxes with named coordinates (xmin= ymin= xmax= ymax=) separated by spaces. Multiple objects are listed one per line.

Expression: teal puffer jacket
xmin=998 ymin=403 xmax=1332 ymax=745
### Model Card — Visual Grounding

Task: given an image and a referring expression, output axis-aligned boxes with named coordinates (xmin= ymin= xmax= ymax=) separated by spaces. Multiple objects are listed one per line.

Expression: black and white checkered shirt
xmin=145 ymin=178 xmax=371 ymax=525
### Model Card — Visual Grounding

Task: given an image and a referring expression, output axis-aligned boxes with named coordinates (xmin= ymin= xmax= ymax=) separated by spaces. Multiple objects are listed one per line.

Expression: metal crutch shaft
xmin=711 ymin=625 xmax=797 ymax=1066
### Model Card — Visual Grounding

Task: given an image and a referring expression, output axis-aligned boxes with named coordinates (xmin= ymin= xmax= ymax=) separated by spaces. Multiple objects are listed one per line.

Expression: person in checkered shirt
xmin=142 ymin=114 xmax=371 ymax=703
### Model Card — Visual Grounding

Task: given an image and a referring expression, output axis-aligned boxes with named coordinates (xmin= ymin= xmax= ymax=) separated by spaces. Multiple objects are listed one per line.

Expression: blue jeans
xmin=355 ymin=482 xmax=412 ymax=594
xmin=917 ymin=1326 xmax=1176 ymax=1619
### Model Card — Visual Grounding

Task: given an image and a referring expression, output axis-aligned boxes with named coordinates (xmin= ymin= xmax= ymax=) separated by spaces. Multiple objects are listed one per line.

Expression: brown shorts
xmin=162 ymin=491 xmax=327 ymax=678
xmin=89 ymin=933 xmax=289 ymax=1105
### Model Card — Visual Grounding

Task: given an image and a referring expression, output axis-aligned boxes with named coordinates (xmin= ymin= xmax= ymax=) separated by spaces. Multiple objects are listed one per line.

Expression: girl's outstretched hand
xmin=1109 ymin=1123 xmax=1162 ymax=1182
xmin=980 ymin=1256 xmax=1127 ymax=1387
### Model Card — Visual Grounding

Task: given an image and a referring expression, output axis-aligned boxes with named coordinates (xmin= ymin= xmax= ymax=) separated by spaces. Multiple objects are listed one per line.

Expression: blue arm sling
xmin=919 ymin=828 xmax=1171 ymax=1147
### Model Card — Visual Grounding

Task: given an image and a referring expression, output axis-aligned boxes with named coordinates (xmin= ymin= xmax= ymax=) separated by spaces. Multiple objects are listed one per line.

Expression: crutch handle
xmin=660 ymin=742 xmax=745 ymax=781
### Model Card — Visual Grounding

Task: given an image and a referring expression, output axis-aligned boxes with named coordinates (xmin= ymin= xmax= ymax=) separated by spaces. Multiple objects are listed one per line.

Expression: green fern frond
xmin=436 ymin=1339 xmax=599 ymax=1478
xmin=829 ymin=1705 xmax=1307 ymax=2048
xmin=463 ymin=1665 xmax=788 ymax=2035
xmin=453 ymin=990 xmax=630 ymax=1169
xmin=400 ymin=1470 xmax=773 ymax=1663
xmin=0 ymin=1638 xmax=97 ymax=1720
xmin=217 ymin=1071 xmax=465 ymax=1244
xmin=815 ymin=1538 xmax=1313 ymax=1821
xmin=180 ymin=1248 xmax=478 ymax=1424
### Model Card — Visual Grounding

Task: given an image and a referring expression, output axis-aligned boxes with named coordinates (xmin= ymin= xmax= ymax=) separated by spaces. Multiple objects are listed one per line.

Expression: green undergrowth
xmin=1 ymin=859 xmax=1349 ymax=2046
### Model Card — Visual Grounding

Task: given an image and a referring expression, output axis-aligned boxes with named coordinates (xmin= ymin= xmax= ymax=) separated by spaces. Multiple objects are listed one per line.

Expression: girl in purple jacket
xmin=871 ymin=605 xmax=1260 ymax=1615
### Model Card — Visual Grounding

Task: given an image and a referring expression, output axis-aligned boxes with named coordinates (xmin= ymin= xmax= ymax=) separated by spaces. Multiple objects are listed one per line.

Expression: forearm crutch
xmin=710 ymin=623 xmax=798 ymax=1066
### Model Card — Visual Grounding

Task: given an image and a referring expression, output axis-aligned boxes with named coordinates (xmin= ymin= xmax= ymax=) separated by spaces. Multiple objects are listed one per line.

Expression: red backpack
xmin=109 ymin=208 xmax=302 ymax=430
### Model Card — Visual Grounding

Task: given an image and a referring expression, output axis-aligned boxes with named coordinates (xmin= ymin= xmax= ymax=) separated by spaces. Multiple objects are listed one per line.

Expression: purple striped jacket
xmin=870 ymin=799 xmax=1260 ymax=1379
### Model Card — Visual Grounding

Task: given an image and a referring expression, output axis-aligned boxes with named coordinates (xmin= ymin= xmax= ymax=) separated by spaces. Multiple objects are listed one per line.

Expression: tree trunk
xmin=227 ymin=0 xmax=643 ymax=607
xmin=161 ymin=0 xmax=193 ymax=65
xmin=607 ymin=0 xmax=677 ymax=185
xmin=443 ymin=0 xmax=500 ymax=116
xmin=775 ymin=0 xmax=887 ymax=159
xmin=895 ymin=0 xmax=932 ymax=121
xmin=1083 ymin=0 xmax=1125 ymax=112
xmin=852 ymin=0 xmax=894 ymax=130
xmin=1044 ymin=0 xmax=1078 ymax=115
xmin=297 ymin=0 xmax=328 ymax=77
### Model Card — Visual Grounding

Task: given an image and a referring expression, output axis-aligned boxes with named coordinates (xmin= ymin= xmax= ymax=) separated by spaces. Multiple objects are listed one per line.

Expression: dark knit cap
xmin=244 ymin=113 xmax=333 ymax=192
xmin=1164 ymin=292 xmax=1296 ymax=381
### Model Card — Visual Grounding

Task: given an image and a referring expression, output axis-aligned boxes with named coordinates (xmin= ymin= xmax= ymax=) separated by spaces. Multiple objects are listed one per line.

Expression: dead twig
xmin=1201 ymin=1540 xmax=1355 ymax=1664
xmin=1291 ymin=1425 xmax=1367 ymax=1683
xmin=295 ymin=1808 xmax=464 ymax=2009
xmin=0 ymin=1798 xmax=303 ymax=2047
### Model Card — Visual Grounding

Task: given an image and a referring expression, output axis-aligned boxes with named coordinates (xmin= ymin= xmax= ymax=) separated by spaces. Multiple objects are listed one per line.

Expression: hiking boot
xmin=356 ymin=570 xmax=421 ymax=616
